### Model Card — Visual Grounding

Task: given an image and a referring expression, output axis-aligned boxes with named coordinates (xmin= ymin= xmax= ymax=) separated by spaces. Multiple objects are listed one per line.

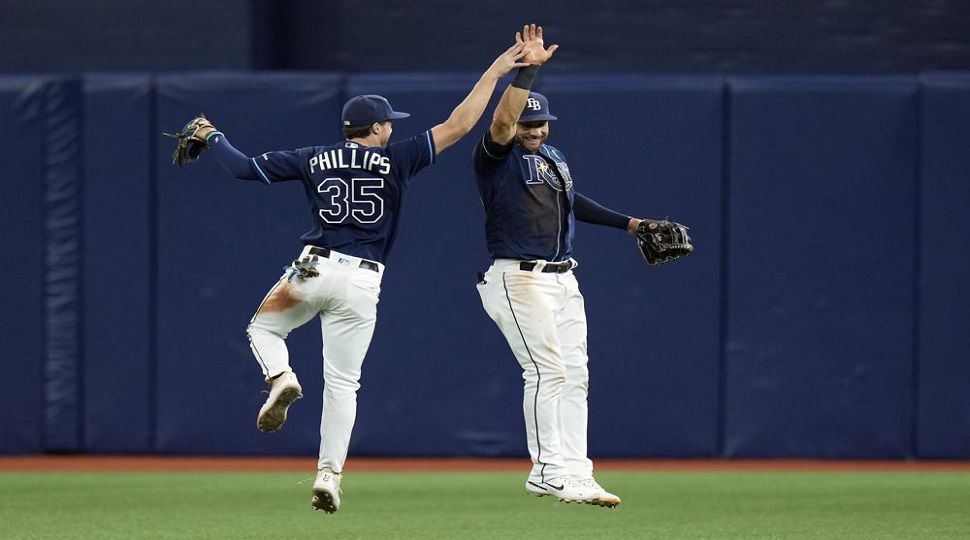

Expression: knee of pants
xmin=563 ymin=377 xmax=589 ymax=397
xmin=564 ymin=363 xmax=589 ymax=386
xmin=324 ymin=376 xmax=361 ymax=395
xmin=523 ymin=364 xmax=566 ymax=385
xmin=246 ymin=322 xmax=288 ymax=341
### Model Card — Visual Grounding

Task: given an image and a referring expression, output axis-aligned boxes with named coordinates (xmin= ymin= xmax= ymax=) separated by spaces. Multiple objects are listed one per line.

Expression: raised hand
xmin=516 ymin=23 xmax=558 ymax=66
xmin=487 ymin=41 xmax=531 ymax=78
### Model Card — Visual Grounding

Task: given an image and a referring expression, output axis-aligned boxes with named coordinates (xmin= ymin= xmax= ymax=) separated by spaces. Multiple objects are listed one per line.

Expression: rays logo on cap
xmin=518 ymin=92 xmax=558 ymax=123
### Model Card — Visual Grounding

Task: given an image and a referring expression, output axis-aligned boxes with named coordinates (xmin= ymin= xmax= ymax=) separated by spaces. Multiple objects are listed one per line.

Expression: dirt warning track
xmin=2 ymin=456 xmax=969 ymax=472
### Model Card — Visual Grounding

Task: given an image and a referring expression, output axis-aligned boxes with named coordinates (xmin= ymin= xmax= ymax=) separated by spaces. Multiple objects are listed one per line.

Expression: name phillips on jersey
xmin=305 ymin=145 xmax=392 ymax=175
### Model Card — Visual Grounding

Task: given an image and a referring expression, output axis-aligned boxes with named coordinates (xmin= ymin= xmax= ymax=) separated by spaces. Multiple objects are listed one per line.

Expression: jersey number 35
xmin=317 ymin=177 xmax=385 ymax=224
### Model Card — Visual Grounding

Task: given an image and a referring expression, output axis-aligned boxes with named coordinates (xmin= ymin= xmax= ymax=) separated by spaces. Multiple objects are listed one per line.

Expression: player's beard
xmin=517 ymin=133 xmax=546 ymax=152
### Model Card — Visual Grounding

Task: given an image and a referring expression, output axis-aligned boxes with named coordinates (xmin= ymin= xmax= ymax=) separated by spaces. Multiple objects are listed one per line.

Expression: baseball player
xmin=167 ymin=37 xmax=531 ymax=513
xmin=473 ymin=25 xmax=645 ymax=508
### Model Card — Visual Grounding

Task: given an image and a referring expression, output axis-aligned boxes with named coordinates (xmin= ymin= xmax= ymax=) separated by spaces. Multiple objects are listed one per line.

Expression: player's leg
xmin=478 ymin=268 xmax=570 ymax=484
xmin=247 ymin=276 xmax=321 ymax=377
xmin=554 ymin=272 xmax=593 ymax=479
xmin=247 ymin=272 xmax=323 ymax=432
xmin=316 ymin=266 xmax=381 ymax=474
xmin=311 ymin=265 xmax=381 ymax=513
xmin=555 ymin=272 xmax=621 ymax=507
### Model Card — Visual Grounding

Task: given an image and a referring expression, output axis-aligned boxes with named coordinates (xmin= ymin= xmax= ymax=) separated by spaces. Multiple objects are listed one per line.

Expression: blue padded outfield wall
xmin=726 ymin=77 xmax=919 ymax=458
xmin=0 ymin=78 xmax=47 ymax=453
xmin=82 ymin=76 xmax=154 ymax=453
xmin=2 ymin=72 xmax=969 ymax=458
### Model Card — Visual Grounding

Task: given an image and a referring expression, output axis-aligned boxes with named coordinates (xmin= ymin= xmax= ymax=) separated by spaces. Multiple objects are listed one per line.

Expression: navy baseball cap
xmin=518 ymin=92 xmax=558 ymax=123
xmin=342 ymin=94 xmax=410 ymax=127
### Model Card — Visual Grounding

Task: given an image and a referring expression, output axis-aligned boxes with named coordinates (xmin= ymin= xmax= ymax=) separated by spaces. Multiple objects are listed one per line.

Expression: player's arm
xmin=574 ymin=191 xmax=642 ymax=235
xmin=176 ymin=120 xmax=260 ymax=181
xmin=191 ymin=122 xmax=303 ymax=184
xmin=207 ymin=134 xmax=260 ymax=181
xmin=428 ymin=40 xmax=529 ymax=154
xmin=489 ymin=24 xmax=558 ymax=145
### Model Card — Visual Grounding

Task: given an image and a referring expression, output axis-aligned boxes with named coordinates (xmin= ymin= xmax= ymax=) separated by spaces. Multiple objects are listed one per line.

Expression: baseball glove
xmin=163 ymin=113 xmax=215 ymax=166
xmin=636 ymin=219 xmax=694 ymax=265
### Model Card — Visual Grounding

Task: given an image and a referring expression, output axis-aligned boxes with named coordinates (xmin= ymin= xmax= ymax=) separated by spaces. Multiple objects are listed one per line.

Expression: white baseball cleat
xmin=256 ymin=371 xmax=302 ymax=432
xmin=576 ymin=477 xmax=622 ymax=508
xmin=311 ymin=468 xmax=342 ymax=514
xmin=525 ymin=476 xmax=596 ymax=504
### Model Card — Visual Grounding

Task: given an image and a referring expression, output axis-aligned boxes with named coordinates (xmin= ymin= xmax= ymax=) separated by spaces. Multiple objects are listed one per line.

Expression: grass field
xmin=2 ymin=470 xmax=970 ymax=539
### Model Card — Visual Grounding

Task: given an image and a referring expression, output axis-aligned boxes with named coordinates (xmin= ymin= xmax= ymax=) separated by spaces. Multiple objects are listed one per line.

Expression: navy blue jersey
xmin=472 ymin=132 xmax=576 ymax=261
xmin=250 ymin=131 xmax=436 ymax=263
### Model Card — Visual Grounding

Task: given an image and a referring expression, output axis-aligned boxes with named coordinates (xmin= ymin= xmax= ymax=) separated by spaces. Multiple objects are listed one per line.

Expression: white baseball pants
xmin=246 ymin=246 xmax=383 ymax=473
xmin=477 ymin=259 xmax=594 ymax=483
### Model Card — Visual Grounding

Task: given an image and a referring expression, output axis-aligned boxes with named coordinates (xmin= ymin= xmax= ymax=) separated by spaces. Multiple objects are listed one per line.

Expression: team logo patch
xmin=526 ymin=97 xmax=542 ymax=111
xmin=521 ymin=153 xmax=573 ymax=191
xmin=338 ymin=257 xmax=351 ymax=265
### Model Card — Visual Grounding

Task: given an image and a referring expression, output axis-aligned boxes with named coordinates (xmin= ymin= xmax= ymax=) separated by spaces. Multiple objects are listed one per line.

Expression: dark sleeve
xmin=207 ymin=134 xmax=259 ymax=181
xmin=208 ymin=134 xmax=305 ymax=184
xmin=248 ymin=148 xmax=307 ymax=184
xmin=573 ymin=191 xmax=631 ymax=230
xmin=387 ymin=130 xmax=436 ymax=180
xmin=473 ymin=131 xmax=513 ymax=176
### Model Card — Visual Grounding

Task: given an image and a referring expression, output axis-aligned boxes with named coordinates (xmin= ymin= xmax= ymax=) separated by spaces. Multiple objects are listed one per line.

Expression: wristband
xmin=511 ymin=65 xmax=539 ymax=90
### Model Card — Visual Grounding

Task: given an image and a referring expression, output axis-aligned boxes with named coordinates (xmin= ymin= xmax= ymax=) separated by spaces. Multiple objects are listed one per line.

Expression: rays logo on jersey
xmin=521 ymin=154 xmax=573 ymax=191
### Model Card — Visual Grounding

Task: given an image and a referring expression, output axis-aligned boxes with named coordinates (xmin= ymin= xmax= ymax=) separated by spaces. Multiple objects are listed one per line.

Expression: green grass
xmin=2 ymin=470 xmax=969 ymax=539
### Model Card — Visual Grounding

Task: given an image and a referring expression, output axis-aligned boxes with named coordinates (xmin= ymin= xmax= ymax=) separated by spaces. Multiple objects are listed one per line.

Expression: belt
xmin=519 ymin=260 xmax=573 ymax=273
xmin=308 ymin=246 xmax=380 ymax=273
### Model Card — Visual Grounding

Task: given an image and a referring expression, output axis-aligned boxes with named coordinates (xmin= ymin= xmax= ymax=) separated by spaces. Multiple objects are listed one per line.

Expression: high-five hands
xmin=516 ymin=23 xmax=558 ymax=66
xmin=487 ymin=41 xmax=531 ymax=78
